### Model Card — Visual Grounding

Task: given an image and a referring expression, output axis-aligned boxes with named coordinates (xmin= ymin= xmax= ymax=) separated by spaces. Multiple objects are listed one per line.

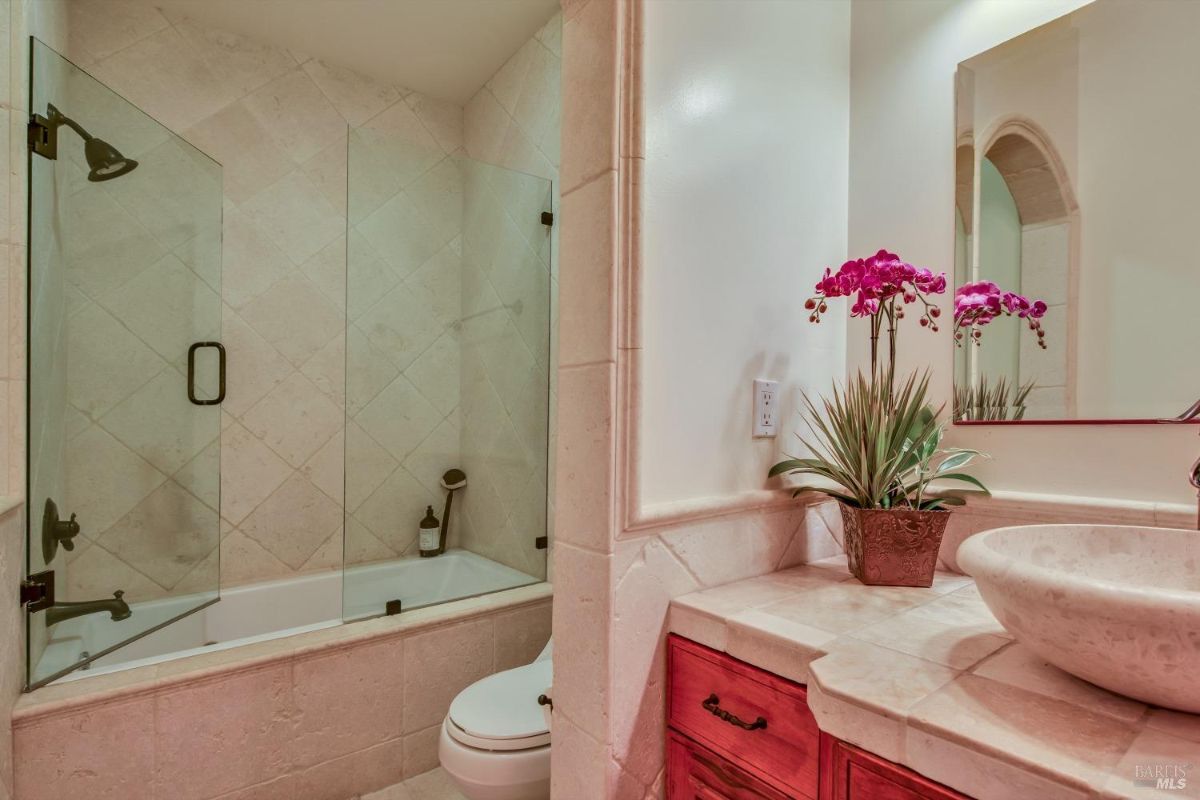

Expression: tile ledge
xmin=14 ymin=581 xmax=552 ymax=723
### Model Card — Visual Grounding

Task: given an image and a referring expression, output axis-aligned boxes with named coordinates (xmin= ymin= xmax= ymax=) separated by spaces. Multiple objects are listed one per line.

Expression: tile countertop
xmin=668 ymin=556 xmax=1200 ymax=800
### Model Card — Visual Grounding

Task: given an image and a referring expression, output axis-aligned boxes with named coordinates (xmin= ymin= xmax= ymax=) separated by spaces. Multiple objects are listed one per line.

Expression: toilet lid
xmin=447 ymin=660 xmax=552 ymax=751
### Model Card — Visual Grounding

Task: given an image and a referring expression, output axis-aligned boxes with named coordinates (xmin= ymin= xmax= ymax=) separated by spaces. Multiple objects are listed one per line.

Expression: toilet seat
xmin=447 ymin=660 xmax=552 ymax=751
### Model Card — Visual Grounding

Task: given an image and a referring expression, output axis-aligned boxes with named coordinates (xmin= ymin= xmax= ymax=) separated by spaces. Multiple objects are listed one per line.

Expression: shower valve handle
xmin=58 ymin=514 xmax=79 ymax=551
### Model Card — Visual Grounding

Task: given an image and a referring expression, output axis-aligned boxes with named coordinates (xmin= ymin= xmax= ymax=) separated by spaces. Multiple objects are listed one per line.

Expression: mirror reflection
xmin=953 ymin=0 xmax=1200 ymax=423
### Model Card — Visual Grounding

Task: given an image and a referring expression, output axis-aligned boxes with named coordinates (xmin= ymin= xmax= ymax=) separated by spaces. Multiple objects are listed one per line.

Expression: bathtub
xmin=38 ymin=549 xmax=538 ymax=683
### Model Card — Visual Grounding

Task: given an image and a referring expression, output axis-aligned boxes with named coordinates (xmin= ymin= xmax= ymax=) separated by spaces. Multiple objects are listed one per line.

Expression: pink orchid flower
xmin=805 ymin=249 xmax=947 ymax=331
xmin=953 ymin=283 xmax=1048 ymax=349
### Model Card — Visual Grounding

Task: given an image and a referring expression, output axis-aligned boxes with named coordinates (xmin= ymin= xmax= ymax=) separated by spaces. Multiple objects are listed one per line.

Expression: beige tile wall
xmin=461 ymin=13 xmax=562 ymax=580
xmin=49 ymin=1 xmax=478 ymax=599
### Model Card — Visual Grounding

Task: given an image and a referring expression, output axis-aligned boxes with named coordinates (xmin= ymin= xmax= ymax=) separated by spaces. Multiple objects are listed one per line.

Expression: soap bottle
xmin=419 ymin=506 xmax=440 ymax=557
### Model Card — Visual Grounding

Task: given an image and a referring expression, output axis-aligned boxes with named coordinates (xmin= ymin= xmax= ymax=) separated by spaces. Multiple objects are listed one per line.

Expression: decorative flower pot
xmin=836 ymin=503 xmax=950 ymax=587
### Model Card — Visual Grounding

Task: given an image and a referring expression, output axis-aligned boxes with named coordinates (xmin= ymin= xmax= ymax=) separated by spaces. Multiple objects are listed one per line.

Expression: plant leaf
xmin=935 ymin=450 xmax=979 ymax=474
xmin=768 ymin=459 xmax=810 ymax=478
xmin=935 ymin=473 xmax=991 ymax=493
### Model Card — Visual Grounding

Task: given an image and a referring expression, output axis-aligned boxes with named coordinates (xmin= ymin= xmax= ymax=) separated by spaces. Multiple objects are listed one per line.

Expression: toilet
xmin=438 ymin=640 xmax=552 ymax=800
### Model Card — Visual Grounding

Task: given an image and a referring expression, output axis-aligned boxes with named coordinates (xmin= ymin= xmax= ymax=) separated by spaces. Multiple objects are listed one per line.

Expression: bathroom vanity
xmin=667 ymin=635 xmax=969 ymax=800
xmin=665 ymin=558 xmax=1200 ymax=800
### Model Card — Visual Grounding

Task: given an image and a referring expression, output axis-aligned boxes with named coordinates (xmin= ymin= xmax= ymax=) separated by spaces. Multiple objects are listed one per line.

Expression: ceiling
xmin=153 ymin=0 xmax=560 ymax=103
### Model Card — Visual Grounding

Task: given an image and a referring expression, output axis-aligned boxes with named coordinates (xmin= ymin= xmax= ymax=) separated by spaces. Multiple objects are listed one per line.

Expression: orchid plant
xmin=773 ymin=250 xmax=992 ymax=511
xmin=953 ymin=281 xmax=1048 ymax=349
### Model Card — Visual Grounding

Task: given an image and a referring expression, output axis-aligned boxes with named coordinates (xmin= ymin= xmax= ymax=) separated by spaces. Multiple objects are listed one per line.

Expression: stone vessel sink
xmin=957 ymin=524 xmax=1200 ymax=713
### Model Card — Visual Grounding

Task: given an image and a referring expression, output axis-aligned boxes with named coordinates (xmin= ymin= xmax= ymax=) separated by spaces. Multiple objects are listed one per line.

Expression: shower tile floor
xmin=361 ymin=767 xmax=467 ymax=800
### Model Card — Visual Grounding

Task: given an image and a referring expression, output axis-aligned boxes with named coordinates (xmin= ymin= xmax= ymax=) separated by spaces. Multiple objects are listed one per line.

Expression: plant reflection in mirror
xmin=953 ymin=375 xmax=1036 ymax=422
xmin=953 ymin=281 xmax=1048 ymax=349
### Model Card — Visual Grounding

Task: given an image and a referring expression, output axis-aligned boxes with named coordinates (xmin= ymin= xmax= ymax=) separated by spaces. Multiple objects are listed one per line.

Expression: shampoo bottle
xmin=419 ymin=506 xmax=440 ymax=557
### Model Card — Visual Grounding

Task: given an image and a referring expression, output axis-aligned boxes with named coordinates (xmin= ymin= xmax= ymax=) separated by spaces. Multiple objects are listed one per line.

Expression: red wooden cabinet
xmin=668 ymin=635 xmax=820 ymax=798
xmin=823 ymin=737 xmax=971 ymax=800
xmin=668 ymin=731 xmax=791 ymax=800
xmin=666 ymin=635 xmax=973 ymax=800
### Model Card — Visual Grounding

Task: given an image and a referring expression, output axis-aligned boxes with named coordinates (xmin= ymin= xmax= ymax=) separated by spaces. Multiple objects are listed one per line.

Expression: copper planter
xmin=837 ymin=503 xmax=950 ymax=587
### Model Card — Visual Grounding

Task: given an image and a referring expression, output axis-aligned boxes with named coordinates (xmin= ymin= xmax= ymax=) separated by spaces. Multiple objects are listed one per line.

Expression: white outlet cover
xmin=754 ymin=379 xmax=779 ymax=438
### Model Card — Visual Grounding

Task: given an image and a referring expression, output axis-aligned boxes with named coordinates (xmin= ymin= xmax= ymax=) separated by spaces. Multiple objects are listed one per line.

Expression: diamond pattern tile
xmin=219 ymin=420 xmax=292 ymax=525
xmin=342 ymin=422 xmax=399 ymax=511
xmin=404 ymin=330 xmax=460 ymax=417
xmin=102 ymin=137 xmax=222 ymax=251
xmin=220 ymin=306 xmax=294 ymax=418
xmin=99 ymin=366 xmax=220 ymax=475
xmin=240 ymin=472 xmax=343 ymax=569
xmin=239 ymin=272 xmax=344 ymax=367
xmin=355 ymin=466 xmax=438 ymax=554
xmin=65 ymin=184 xmax=166 ymax=299
xmin=96 ymin=479 xmax=220 ymax=589
xmin=68 ymin=302 xmax=167 ymax=420
xmin=240 ymin=169 xmax=346 ymax=266
xmin=96 ymin=252 xmax=221 ymax=366
xmin=403 ymin=418 xmax=461 ymax=498
xmin=67 ymin=425 xmax=169 ymax=537
xmin=353 ymin=374 xmax=442 ymax=462
xmin=355 ymin=280 xmax=445 ymax=372
xmin=346 ymin=324 xmax=400 ymax=416
xmin=355 ymin=191 xmax=449 ymax=280
xmin=242 ymin=371 xmax=343 ymax=468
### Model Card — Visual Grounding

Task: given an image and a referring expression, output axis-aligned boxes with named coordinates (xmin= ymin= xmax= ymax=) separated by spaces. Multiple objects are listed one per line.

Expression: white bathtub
xmin=39 ymin=550 xmax=538 ymax=684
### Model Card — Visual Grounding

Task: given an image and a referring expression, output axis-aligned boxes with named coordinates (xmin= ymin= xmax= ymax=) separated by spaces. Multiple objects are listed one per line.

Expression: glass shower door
xmin=343 ymin=126 xmax=552 ymax=622
xmin=24 ymin=40 xmax=223 ymax=688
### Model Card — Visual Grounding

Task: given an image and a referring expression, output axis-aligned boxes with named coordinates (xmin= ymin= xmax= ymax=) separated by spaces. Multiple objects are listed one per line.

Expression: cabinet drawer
xmin=668 ymin=731 xmax=790 ymax=800
xmin=827 ymin=737 xmax=972 ymax=800
xmin=668 ymin=635 xmax=819 ymax=799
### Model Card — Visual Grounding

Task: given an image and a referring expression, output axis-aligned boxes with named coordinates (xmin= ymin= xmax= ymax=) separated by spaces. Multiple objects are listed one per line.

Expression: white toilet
xmin=438 ymin=640 xmax=552 ymax=800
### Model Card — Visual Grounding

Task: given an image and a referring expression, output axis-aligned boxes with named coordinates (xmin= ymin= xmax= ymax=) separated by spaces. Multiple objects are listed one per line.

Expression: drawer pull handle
xmin=701 ymin=693 xmax=767 ymax=731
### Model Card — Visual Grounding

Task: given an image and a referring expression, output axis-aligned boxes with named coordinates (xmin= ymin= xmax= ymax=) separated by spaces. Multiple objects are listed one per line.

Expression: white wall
xmin=849 ymin=0 xmax=1197 ymax=505
xmin=1072 ymin=0 xmax=1200 ymax=419
xmin=641 ymin=0 xmax=850 ymax=507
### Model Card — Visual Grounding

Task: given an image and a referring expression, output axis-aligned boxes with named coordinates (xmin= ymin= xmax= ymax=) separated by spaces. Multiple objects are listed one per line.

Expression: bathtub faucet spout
xmin=45 ymin=590 xmax=131 ymax=627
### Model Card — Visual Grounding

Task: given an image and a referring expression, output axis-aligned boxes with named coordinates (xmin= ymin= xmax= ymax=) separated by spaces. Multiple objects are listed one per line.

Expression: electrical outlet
xmin=753 ymin=379 xmax=779 ymax=438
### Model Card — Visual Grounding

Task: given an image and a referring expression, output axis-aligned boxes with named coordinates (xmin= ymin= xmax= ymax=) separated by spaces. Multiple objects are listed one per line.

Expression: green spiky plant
xmin=769 ymin=370 xmax=989 ymax=510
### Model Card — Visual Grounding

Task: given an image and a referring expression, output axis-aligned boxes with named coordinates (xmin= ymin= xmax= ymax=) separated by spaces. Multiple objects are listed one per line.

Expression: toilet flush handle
xmin=537 ymin=694 xmax=553 ymax=711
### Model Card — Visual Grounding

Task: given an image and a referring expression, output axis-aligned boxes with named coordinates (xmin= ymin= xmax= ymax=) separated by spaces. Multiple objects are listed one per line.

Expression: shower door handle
xmin=187 ymin=342 xmax=226 ymax=406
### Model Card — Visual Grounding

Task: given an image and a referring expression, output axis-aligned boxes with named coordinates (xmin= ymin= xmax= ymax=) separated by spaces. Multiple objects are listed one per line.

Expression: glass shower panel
xmin=26 ymin=40 xmax=223 ymax=687
xmin=344 ymin=127 xmax=551 ymax=622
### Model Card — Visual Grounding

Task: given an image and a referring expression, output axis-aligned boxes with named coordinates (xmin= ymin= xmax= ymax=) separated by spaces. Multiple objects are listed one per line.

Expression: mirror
xmin=953 ymin=0 xmax=1200 ymax=423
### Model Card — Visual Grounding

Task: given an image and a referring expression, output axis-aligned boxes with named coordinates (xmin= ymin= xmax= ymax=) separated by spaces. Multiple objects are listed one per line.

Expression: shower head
xmin=83 ymin=137 xmax=138 ymax=182
xmin=441 ymin=469 xmax=467 ymax=491
xmin=39 ymin=103 xmax=138 ymax=182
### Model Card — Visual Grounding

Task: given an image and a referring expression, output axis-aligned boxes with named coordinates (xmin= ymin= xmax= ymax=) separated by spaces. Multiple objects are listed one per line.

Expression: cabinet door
xmin=668 ymin=635 xmax=820 ymax=798
xmin=668 ymin=732 xmax=791 ymax=800
xmin=824 ymin=737 xmax=972 ymax=800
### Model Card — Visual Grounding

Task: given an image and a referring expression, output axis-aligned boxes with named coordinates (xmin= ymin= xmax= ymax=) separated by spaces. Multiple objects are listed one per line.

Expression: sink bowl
xmin=957 ymin=524 xmax=1200 ymax=713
